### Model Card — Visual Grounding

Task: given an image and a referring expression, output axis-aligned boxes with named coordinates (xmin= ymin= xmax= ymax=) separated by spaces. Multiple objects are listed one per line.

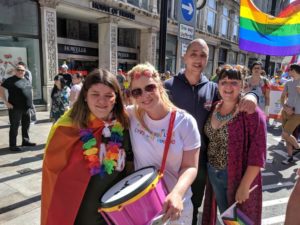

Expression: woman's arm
xmin=163 ymin=148 xmax=199 ymax=221
xmin=235 ymin=166 xmax=260 ymax=203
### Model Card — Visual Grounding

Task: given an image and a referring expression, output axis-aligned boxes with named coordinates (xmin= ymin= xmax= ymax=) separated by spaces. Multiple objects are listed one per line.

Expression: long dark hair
xmin=51 ymin=75 xmax=66 ymax=99
xmin=70 ymin=68 xmax=129 ymax=129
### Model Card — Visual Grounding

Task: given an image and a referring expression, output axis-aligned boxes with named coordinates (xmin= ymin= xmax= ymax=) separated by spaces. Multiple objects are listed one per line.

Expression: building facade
xmin=0 ymin=0 xmax=286 ymax=108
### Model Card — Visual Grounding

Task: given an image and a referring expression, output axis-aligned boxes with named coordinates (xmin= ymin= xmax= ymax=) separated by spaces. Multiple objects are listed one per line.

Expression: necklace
xmin=79 ymin=120 xmax=125 ymax=176
xmin=214 ymin=105 xmax=236 ymax=122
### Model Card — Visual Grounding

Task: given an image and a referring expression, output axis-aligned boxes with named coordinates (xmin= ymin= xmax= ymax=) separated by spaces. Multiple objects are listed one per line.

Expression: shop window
xmin=206 ymin=0 xmax=217 ymax=34
xmin=205 ymin=45 xmax=214 ymax=77
xmin=232 ymin=14 xmax=239 ymax=42
xmin=118 ymin=28 xmax=137 ymax=48
xmin=219 ymin=48 xmax=227 ymax=65
xmin=0 ymin=36 xmax=42 ymax=100
xmin=57 ymin=18 xmax=67 ymax=38
xmin=220 ymin=6 xmax=229 ymax=38
xmin=127 ymin=0 xmax=140 ymax=7
xmin=57 ymin=18 xmax=98 ymax=42
xmin=0 ymin=0 xmax=39 ymax=36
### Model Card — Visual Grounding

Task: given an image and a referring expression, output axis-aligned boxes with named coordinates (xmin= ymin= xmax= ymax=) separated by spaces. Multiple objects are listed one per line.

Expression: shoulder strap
xmin=159 ymin=110 xmax=176 ymax=175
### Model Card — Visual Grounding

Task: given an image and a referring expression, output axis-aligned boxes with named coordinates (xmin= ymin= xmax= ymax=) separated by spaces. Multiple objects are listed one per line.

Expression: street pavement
xmin=0 ymin=112 xmax=299 ymax=225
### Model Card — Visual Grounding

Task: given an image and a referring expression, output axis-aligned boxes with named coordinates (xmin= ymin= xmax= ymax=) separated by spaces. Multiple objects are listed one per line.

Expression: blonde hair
xmin=127 ymin=62 xmax=179 ymax=131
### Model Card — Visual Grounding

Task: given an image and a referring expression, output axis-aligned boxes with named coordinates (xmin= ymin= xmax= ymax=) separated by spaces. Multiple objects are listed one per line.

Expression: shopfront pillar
xmin=98 ymin=17 xmax=119 ymax=75
xmin=140 ymin=28 xmax=157 ymax=66
xmin=39 ymin=0 xmax=60 ymax=109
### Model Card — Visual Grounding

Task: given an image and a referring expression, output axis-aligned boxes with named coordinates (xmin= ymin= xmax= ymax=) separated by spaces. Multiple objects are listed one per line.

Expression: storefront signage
xmin=179 ymin=24 xmax=194 ymax=41
xmin=90 ymin=1 xmax=135 ymax=20
xmin=117 ymin=51 xmax=137 ymax=60
xmin=58 ymin=44 xmax=98 ymax=56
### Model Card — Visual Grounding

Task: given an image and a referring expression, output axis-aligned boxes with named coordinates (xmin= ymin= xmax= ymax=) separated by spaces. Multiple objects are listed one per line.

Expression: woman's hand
xmin=284 ymin=105 xmax=294 ymax=116
xmin=235 ymin=184 xmax=250 ymax=204
xmin=162 ymin=191 xmax=183 ymax=222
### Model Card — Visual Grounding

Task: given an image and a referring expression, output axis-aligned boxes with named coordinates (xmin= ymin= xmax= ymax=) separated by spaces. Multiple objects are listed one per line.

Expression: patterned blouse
xmin=50 ymin=86 xmax=70 ymax=122
xmin=204 ymin=115 xmax=229 ymax=170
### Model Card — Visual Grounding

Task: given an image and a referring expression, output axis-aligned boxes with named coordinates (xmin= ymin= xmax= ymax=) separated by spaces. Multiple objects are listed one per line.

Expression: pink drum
xmin=98 ymin=166 xmax=168 ymax=225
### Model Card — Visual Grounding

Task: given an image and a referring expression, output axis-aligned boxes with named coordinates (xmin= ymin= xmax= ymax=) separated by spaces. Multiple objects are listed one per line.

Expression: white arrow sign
xmin=182 ymin=3 xmax=193 ymax=15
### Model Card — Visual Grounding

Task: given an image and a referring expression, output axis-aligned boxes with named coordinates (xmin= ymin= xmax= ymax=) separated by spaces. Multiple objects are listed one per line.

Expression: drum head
xmin=100 ymin=166 xmax=157 ymax=208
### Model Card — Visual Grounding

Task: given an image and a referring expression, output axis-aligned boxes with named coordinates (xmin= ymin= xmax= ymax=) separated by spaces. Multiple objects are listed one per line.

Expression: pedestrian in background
xmin=69 ymin=72 xmax=83 ymax=107
xmin=164 ymin=38 xmax=258 ymax=225
xmin=0 ymin=64 xmax=36 ymax=151
xmin=244 ymin=61 xmax=270 ymax=117
xmin=280 ymin=63 xmax=300 ymax=164
xmin=41 ymin=68 xmax=133 ymax=225
xmin=59 ymin=63 xmax=72 ymax=88
xmin=50 ymin=75 xmax=70 ymax=122
xmin=202 ymin=66 xmax=266 ymax=225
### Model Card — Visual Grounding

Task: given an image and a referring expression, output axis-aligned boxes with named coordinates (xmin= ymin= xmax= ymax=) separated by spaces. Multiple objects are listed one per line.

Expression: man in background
xmin=59 ymin=64 xmax=72 ymax=88
xmin=0 ymin=64 xmax=36 ymax=151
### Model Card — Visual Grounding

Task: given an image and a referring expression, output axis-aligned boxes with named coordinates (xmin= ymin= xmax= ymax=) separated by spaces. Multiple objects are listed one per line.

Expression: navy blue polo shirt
xmin=164 ymin=72 xmax=219 ymax=152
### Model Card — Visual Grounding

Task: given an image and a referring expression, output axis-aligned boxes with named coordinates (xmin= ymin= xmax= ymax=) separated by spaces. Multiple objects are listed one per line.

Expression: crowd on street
xmin=0 ymin=38 xmax=299 ymax=225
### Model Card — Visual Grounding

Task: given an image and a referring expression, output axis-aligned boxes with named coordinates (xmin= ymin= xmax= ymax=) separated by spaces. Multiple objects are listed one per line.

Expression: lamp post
xmin=264 ymin=0 xmax=277 ymax=74
xmin=158 ymin=0 xmax=168 ymax=73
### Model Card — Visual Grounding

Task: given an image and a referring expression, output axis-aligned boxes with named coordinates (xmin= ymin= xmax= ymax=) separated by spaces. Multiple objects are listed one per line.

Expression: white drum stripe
xmin=262 ymin=215 xmax=285 ymax=225
xmin=263 ymin=182 xmax=294 ymax=191
xmin=263 ymin=197 xmax=289 ymax=207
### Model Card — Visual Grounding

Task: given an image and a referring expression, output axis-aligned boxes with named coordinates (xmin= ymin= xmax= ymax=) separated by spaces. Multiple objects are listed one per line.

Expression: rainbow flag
xmin=221 ymin=204 xmax=254 ymax=225
xmin=239 ymin=0 xmax=300 ymax=56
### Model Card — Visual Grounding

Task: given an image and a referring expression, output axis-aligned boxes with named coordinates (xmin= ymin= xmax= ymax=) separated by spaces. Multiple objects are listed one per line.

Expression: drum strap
xmin=159 ymin=110 xmax=176 ymax=175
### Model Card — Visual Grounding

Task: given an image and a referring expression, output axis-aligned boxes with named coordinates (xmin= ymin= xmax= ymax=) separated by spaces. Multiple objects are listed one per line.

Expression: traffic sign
xmin=178 ymin=0 xmax=196 ymax=25
xmin=181 ymin=0 xmax=195 ymax=22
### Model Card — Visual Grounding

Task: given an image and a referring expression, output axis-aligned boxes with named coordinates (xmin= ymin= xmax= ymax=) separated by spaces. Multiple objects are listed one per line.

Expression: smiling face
xmin=183 ymin=40 xmax=209 ymax=75
xmin=130 ymin=75 xmax=162 ymax=113
xmin=86 ymin=83 xmax=116 ymax=120
xmin=218 ymin=77 xmax=242 ymax=103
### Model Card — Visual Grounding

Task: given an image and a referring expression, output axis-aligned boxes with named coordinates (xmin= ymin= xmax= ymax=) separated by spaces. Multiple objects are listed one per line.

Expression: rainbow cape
xmin=41 ymin=111 xmax=104 ymax=225
xmin=239 ymin=0 xmax=300 ymax=56
xmin=221 ymin=203 xmax=254 ymax=225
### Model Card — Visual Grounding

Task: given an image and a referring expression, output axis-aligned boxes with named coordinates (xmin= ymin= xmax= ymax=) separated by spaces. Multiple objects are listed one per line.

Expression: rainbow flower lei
xmin=79 ymin=120 xmax=125 ymax=176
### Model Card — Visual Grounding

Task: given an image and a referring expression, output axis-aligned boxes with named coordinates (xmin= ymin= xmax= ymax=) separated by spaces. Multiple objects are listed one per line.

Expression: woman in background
xmin=50 ymin=75 xmax=70 ymax=122
xmin=70 ymin=72 xmax=83 ymax=107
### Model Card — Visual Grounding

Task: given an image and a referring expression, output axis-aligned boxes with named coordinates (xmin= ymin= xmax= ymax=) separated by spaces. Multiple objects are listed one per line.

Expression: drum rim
xmin=99 ymin=166 xmax=158 ymax=208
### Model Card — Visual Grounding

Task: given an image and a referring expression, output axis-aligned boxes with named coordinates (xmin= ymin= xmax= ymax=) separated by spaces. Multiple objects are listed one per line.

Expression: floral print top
xmin=50 ymin=86 xmax=70 ymax=121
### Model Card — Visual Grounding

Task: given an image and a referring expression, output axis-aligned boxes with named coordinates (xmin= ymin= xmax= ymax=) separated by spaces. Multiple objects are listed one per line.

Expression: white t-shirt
xmin=127 ymin=106 xmax=201 ymax=201
xmin=70 ymin=83 xmax=82 ymax=106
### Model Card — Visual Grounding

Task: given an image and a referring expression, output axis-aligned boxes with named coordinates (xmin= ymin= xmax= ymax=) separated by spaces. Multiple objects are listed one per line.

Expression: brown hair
xmin=70 ymin=68 xmax=129 ymax=128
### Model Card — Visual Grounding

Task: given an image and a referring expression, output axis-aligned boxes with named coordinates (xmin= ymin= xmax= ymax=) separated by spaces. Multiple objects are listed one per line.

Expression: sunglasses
xmin=130 ymin=84 xmax=157 ymax=98
xmin=16 ymin=69 xmax=25 ymax=72
xmin=219 ymin=80 xmax=240 ymax=87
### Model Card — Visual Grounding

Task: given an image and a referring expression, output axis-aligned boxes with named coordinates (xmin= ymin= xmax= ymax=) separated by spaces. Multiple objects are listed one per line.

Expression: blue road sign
xmin=181 ymin=0 xmax=195 ymax=22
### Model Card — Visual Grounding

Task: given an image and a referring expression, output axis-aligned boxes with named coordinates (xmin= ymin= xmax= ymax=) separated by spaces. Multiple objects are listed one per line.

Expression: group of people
xmin=40 ymin=38 xmax=299 ymax=225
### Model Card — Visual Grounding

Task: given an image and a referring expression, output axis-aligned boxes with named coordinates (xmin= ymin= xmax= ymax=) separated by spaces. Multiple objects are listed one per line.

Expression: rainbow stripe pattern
xmin=222 ymin=205 xmax=254 ymax=225
xmin=239 ymin=0 xmax=300 ymax=56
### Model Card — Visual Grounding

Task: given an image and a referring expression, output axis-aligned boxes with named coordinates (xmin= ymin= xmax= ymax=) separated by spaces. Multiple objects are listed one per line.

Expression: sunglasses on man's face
xmin=130 ymin=84 xmax=157 ymax=98
xmin=16 ymin=69 xmax=25 ymax=72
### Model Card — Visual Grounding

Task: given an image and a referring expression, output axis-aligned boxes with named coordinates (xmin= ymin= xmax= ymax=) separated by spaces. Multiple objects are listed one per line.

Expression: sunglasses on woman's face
xmin=130 ymin=84 xmax=157 ymax=98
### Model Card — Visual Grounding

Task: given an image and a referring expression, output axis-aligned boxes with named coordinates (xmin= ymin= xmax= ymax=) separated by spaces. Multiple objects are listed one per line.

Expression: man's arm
xmin=0 ymin=86 xmax=13 ymax=109
xmin=238 ymin=92 xmax=258 ymax=114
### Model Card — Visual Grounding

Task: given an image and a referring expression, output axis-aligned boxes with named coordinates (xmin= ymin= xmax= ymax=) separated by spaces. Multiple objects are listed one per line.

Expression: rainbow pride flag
xmin=239 ymin=0 xmax=300 ymax=56
xmin=221 ymin=204 xmax=254 ymax=225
